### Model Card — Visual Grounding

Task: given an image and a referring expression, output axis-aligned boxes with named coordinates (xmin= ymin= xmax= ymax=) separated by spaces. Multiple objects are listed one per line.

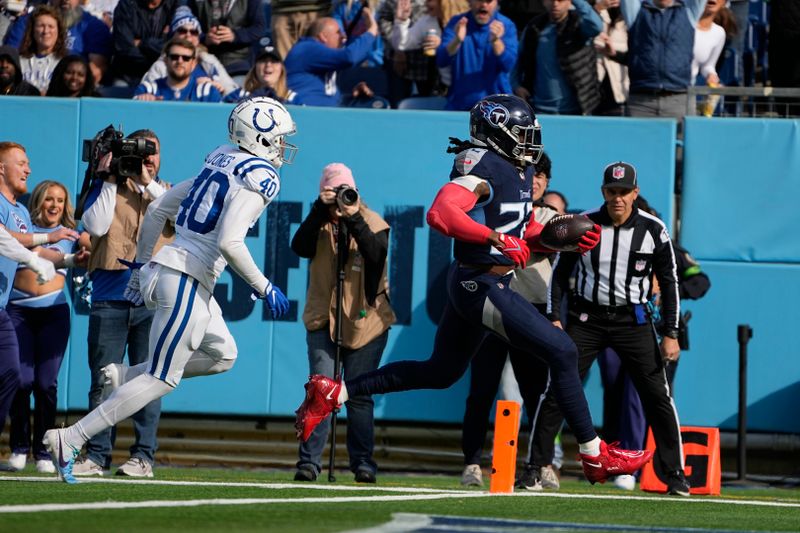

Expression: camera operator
xmin=292 ymin=163 xmax=396 ymax=484
xmin=77 ymin=129 xmax=173 ymax=478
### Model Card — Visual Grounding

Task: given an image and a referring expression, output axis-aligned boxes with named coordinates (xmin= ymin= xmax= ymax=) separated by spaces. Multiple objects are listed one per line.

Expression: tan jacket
xmin=88 ymin=177 xmax=174 ymax=272
xmin=303 ymin=207 xmax=396 ymax=350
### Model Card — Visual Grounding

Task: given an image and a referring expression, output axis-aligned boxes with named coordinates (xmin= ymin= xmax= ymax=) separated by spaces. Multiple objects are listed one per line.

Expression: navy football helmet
xmin=469 ymin=94 xmax=543 ymax=166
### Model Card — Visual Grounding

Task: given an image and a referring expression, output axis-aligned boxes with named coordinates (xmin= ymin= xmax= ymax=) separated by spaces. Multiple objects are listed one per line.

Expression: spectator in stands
xmin=333 ymin=0 xmax=383 ymax=67
xmin=111 ymin=0 xmax=178 ymax=87
xmin=46 ymin=54 xmax=99 ymax=96
xmin=692 ymin=0 xmax=725 ymax=87
xmin=436 ymin=0 xmax=518 ymax=111
xmin=141 ymin=7 xmax=238 ymax=97
xmin=6 ymin=180 xmax=88 ymax=474
xmin=271 ymin=0 xmax=333 ymax=61
xmin=76 ymin=128 xmax=172 ymax=478
xmin=292 ymin=162 xmax=395 ymax=484
xmin=543 ymin=189 xmax=567 ymax=214
xmin=378 ymin=0 xmax=431 ymax=106
xmin=285 ymin=14 xmax=377 ymax=106
xmin=620 ymin=0 xmax=706 ymax=118
xmin=768 ymin=0 xmax=800 ymax=89
xmin=134 ymin=37 xmax=223 ymax=101
xmin=0 ymin=142 xmax=59 ymax=467
xmin=188 ymin=0 xmax=267 ymax=76
xmin=502 ymin=0 xmax=546 ymax=32
xmin=513 ymin=0 xmax=603 ymax=115
xmin=18 ymin=5 xmax=68 ymax=94
xmin=384 ymin=0 xmax=468 ymax=102
xmin=3 ymin=0 xmax=112 ymax=84
xmin=224 ymin=42 xmax=296 ymax=102
xmin=0 ymin=45 xmax=40 ymax=96
xmin=593 ymin=0 xmax=628 ymax=116
xmin=459 ymin=152 xmax=558 ymax=489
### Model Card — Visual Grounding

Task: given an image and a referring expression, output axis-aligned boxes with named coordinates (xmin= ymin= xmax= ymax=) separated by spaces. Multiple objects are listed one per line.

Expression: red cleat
xmin=579 ymin=441 xmax=654 ymax=484
xmin=294 ymin=374 xmax=342 ymax=442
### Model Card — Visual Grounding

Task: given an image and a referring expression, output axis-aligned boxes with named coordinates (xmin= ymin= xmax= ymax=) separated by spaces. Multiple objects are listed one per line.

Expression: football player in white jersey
xmin=43 ymin=97 xmax=297 ymax=483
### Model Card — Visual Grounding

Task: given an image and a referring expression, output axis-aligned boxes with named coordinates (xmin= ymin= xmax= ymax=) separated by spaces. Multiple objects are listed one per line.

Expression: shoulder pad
xmin=235 ymin=158 xmax=281 ymax=202
xmin=454 ymin=147 xmax=489 ymax=177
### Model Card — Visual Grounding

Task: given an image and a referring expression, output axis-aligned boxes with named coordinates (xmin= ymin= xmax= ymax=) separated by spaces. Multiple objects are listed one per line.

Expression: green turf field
xmin=1 ymin=468 xmax=798 ymax=532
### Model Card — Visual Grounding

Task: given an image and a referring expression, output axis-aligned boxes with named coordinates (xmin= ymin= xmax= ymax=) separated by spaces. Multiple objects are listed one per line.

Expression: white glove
xmin=124 ymin=268 xmax=144 ymax=306
xmin=24 ymin=253 xmax=56 ymax=284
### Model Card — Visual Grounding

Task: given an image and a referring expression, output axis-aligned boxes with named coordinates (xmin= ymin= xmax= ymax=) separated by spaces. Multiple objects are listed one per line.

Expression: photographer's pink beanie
xmin=319 ymin=163 xmax=355 ymax=192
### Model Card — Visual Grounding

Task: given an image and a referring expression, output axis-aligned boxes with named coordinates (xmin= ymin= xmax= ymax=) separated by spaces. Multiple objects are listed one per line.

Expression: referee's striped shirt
xmin=547 ymin=206 xmax=680 ymax=336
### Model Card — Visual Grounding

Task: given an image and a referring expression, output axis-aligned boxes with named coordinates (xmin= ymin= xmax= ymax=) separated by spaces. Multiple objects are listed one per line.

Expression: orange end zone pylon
xmin=640 ymin=426 xmax=721 ymax=495
xmin=489 ymin=400 xmax=521 ymax=494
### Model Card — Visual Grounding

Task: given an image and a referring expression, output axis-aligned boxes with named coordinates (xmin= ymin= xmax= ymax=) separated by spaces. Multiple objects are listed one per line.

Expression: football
xmin=539 ymin=214 xmax=596 ymax=252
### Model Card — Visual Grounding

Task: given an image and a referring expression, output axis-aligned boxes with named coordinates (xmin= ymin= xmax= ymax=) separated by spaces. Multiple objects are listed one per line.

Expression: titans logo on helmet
xmin=479 ymin=101 xmax=509 ymax=128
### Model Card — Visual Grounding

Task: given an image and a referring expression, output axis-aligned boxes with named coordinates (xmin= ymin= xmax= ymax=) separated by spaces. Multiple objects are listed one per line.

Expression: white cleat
xmin=42 ymin=429 xmax=79 ymax=484
xmin=8 ymin=453 xmax=27 ymax=471
xmin=36 ymin=459 xmax=56 ymax=474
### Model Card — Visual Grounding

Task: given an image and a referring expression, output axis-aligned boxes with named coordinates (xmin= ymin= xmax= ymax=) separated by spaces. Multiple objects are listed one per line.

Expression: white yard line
xmin=1 ymin=475 xmax=799 ymax=514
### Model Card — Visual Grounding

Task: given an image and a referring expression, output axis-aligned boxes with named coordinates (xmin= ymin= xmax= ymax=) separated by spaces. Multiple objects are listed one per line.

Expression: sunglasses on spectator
xmin=177 ymin=28 xmax=200 ymax=35
xmin=168 ymin=53 xmax=194 ymax=62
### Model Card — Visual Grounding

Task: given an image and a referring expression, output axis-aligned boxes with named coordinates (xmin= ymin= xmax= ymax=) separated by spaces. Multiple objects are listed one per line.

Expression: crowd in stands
xmin=0 ymin=0 xmax=798 ymax=112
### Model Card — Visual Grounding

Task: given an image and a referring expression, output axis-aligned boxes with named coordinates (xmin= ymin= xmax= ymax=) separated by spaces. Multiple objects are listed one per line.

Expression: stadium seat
xmin=97 ymin=85 xmax=136 ymax=99
xmin=336 ymin=66 xmax=389 ymax=100
xmin=396 ymin=96 xmax=448 ymax=110
xmin=340 ymin=95 xmax=391 ymax=109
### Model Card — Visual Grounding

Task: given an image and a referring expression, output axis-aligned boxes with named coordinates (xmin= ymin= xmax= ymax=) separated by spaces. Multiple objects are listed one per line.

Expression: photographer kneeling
xmin=292 ymin=163 xmax=395 ymax=484
xmin=77 ymin=129 xmax=173 ymax=478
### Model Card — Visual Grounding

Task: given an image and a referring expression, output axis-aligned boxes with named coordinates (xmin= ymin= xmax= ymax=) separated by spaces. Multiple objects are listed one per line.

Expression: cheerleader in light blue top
xmin=6 ymin=181 xmax=89 ymax=474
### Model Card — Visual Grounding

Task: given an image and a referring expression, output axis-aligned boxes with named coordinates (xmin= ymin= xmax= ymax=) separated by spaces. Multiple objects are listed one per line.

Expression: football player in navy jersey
xmin=296 ymin=93 xmax=655 ymax=485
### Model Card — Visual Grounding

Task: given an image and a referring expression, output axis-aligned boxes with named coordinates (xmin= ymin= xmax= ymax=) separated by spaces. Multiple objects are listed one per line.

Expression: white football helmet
xmin=228 ymin=97 xmax=298 ymax=167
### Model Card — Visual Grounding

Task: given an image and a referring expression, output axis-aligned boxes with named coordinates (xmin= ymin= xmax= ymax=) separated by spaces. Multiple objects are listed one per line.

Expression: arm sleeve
xmin=345 ymin=212 xmax=390 ymax=306
xmin=343 ymin=210 xmax=389 ymax=267
xmin=290 ymin=199 xmax=328 ymax=259
xmin=652 ymin=227 xmax=681 ymax=336
xmin=547 ymin=251 xmax=579 ymax=321
xmin=217 ymin=187 xmax=271 ymax=294
xmin=619 ymin=0 xmax=640 ymax=27
xmin=81 ymin=180 xmax=118 ymax=237
xmin=686 ymin=0 xmax=708 ymax=26
xmin=145 ymin=179 xmax=167 ymax=199
xmin=0 ymin=226 xmax=35 ymax=264
xmin=497 ymin=19 xmax=518 ymax=72
xmin=574 ymin=0 xmax=604 ymax=39
xmin=136 ymin=179 xmax=193 ymax=262
xmin=426 ymin=181 xmax=492 ymax=244
xmin=436 ymin=17 xmax=456 ymax=67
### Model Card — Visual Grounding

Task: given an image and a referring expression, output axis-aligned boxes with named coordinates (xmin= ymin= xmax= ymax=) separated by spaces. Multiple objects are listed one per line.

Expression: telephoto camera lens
xmin=337 ymin=187 xmax=358 ymax=206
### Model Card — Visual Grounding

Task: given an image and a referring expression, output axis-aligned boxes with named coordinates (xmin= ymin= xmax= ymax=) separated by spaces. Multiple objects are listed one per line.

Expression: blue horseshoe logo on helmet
xmin=252 ymin=107 xmax=277 ymax=132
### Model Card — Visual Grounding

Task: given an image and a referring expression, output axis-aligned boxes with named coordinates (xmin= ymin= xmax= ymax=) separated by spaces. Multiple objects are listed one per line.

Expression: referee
xmin=532 ymin=161 xmax=689 ymax=496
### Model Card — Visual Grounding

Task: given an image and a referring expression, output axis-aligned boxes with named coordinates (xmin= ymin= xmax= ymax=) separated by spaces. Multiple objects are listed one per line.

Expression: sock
xmin=578 ymin=437 xmax=601 ymax=457
xmin=337 ymin=381 xmax=349 ymax=404
xmin=73 ymin=373 xmax=173 ymax=441
xmin=62 ymin=424 xmax=88 ymax=451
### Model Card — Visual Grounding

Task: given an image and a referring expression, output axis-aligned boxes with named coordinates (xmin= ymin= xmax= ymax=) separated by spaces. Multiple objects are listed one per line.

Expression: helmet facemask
xmin=228 ymin=97 xmax=298 ymax=168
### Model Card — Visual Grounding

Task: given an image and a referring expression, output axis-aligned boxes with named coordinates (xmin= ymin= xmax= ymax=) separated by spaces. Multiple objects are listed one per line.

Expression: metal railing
xmin=687 ymin=86 xmax=800 ymax=118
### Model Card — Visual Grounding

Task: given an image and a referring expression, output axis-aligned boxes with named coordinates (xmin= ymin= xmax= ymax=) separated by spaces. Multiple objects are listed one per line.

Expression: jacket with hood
xmin=0 ymin=46 xmax=40 ymax=96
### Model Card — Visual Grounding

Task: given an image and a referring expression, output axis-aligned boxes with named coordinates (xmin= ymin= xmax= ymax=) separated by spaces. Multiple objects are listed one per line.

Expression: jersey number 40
xmin=176 ymin=168 xmax=230 ymax=234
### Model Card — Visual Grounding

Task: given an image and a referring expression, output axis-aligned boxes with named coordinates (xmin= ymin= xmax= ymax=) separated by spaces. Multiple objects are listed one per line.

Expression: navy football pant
xmin=346 ymin=264 xmax=597 ymax=444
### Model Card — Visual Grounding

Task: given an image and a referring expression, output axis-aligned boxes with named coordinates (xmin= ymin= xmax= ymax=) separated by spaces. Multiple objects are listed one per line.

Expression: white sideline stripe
xmin=0 ymin=476 xmax=452 ymax=493
xmin=0 ymin=492 xmax=486 ymax=514
xmin=2 ymin=476 xmax=799 ymax=511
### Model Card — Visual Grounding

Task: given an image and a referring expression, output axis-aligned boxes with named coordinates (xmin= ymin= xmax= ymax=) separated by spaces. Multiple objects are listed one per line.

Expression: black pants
xmin=530 ymin=305 xmax=684 ymax=473
xmin=347 ymin=264 xmax=597 ymax=446
xmin=461 ymin=306 xmax=551 ymax=466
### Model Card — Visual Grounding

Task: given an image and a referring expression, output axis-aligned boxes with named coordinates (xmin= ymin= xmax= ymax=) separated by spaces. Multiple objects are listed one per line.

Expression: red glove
xmin=494 ymin=234 xmax=530 ymax=268
xmin=577 ymin=224 xmax=601 ymax=254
